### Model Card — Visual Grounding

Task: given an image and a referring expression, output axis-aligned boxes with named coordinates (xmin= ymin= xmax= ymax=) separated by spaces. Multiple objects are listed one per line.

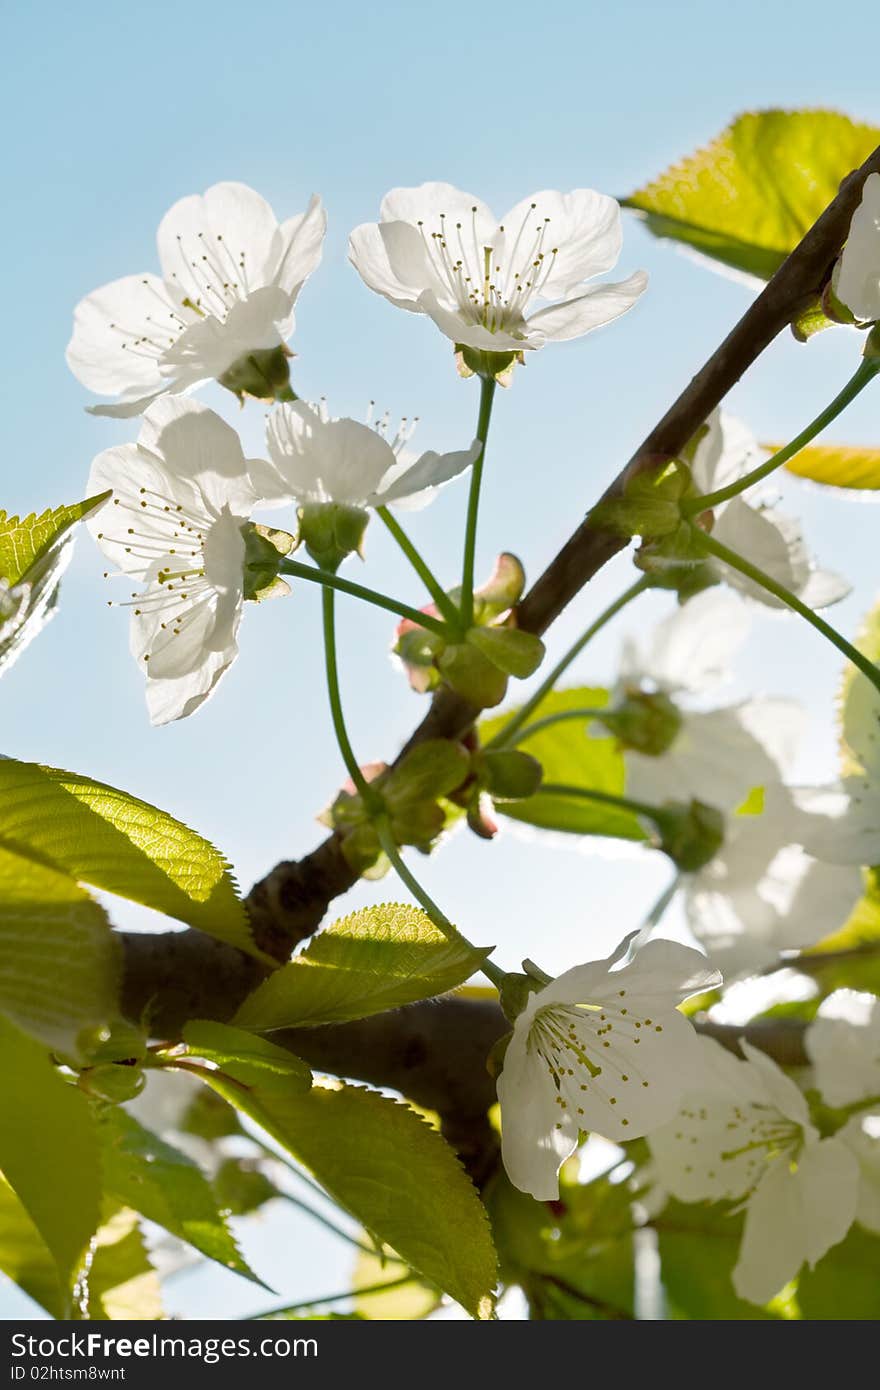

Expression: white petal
xmin=271 ymin=194 xmax=327 ymax=300
xmin=373 ymin=441 xmax=480 ymax=508
xmin=267 ymin=403 xmax=394 ymax=506
xmin=836 ymin=172 xmax=880 ymax=322
xmin=348 ymin=222 xmax=427 ymax=311
xmin=622 ymin=587 xmax=751 ymax=694
xmin=732 ymin=1139 xmax=858 ymax=1304
xmin=157 ymin=181 xmax=282 ymax=299
xmin=806 ymin=991 xmax=880 ymax=1106
xmin=380 ymin=183 xmax=497 ymax=241
xmin=839 ymin=1115 xmax=880 ymax=1233
xmin=841 ymin=671 xmax=880 ymax=777
xmin=712 ymin=498 xmax=843 ymax=609
xmin=691 ymin=411 xmax=766 ymax=497
xmin=740 ymin=1040 xmax=811 ymax=1127
xmin=626 ymin=700 xmax=800 ymax=812
xmin=418 ymin=289 xmax=536 ymax=351
xmin=67 ymin=273 xmax=178 ymax=396
xmin=526 ymin=272 xmax=647 ymax=342
xmin=86 ymin=442 xmax=206 ymax=578
xmin=163 ymin=286 xmax=293 ymax=379
xmin=498 ymin=189 xmax=623 ymax=297
xmin=686 ymin=810 xmax=863 ymax=976
xmin=139 ymin=397 xmax=261 ymax=516
xmin=497 ymin=1030 xmax=579 ymax=1200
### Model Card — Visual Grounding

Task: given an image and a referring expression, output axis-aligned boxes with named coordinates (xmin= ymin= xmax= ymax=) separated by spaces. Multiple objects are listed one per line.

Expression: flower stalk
xmin=693 ymin=528 xmax=880 ymax=696
xmin=460 ymin=376 xmax=497 ymax=629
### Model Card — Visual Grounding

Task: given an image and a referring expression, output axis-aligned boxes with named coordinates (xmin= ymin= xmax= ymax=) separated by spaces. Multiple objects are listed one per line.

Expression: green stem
xmin=681 ymin=358 xmax=880 ymax=516
xmin=376 ymin=505 xmax=462 ymax=629
xmin=695 ymin=528 xmax=880 ymax=697
xmin=277 ymin=558 xmax=448 ymax=637
xmin=321 ymin=587 xmax=379 ymax=807
xmin=374 ymin=818 xmax=506 ymax=989
xmin=249 ymin=1274 xmax=415 ymax=1319
xmin=460 ymin=375 xmax=497 ymax=628
xmin=539 ymin=782 xmax=661 ymax=823
xmin=486 ymin=575 xmax=653 ymax=750
xmin=509 ymin=706 xmax=611 ymax=745
xmin=638 ymin=876 xmax=681 ymax=938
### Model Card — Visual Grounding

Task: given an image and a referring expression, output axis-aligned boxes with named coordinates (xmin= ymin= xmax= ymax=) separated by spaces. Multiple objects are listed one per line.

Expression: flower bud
xmin=438 ymin=642 xmax=510 ymax=707
xmin=79 ymin=1062 xmax=146 ymax=1104
xmin=599 ymin=690 xmax=681 ymax=756
xmin=653 ymin=798 xmax=724 ymax=871
xmin=218 ymin=345 xmax=295 ymax=403
xmin=297 ymin=502 xmax=369 ymax=571
xmin=481 ymin=749 xmax=543 ymax=801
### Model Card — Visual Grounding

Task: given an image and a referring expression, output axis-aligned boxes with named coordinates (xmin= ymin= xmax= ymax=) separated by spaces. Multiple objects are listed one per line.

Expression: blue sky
xmin=3 ymin=0 xmax=880 ymax=1318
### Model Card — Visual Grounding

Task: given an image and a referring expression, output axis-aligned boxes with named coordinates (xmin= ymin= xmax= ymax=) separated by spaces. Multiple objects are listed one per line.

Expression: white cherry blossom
xmin=266 ymin=400 xmax=479 ymax=511
xmin=68 ymin=182 xmax=326 ymax=417
xmin=692 ymin=411 xmax=849 ymax=610
xmin=806 ymin=990 xmax=880 ymax=1108
xmin=794 ymin=672 xmax=880 ymax=866
xmin=610 ymin=591 xmax=805 ymax=812
xmin=681 ymin=787 xmax=863 ymax=976
xmin=87 ymin=397 xmax=288 ymax=724
xmin=835 ymin=172 xmax=880 ymax=323
xmin=349 ymin=183 xmax=647 ymax=353
xmin=649 ymin=1036 xmax=859 ymax=1305
xmin=497 ymin=937 xmax=719 ymax=1201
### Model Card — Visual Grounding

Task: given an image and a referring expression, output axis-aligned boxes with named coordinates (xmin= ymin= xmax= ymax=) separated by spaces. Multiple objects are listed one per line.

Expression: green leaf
xmin=185 ymin=1049 xmax=497 ymax=1318
xmin=0 ymin=1175 xmax=66 ymax=1318
xmin=183 ymin=1021 xmax=313 ymax=1087
xmin=480 ymin=688 xmax=645 ymax=840
xmin=85 ymin=1206 xmax=163 ymax=1321
xmin=657 ymin=1200 xmax=791 ymax=1319
xmin=352 ymin=1245 xmax=440 ymax=1320
xmin=97 ymin=1107 xmax=265 ymax=1286
xmin=233 ymin=903 xmax=489 ymax=1031
xmin=0 ymin=495 xmax=109 ymax=587
xmin=0 ymin=494 xmax=109 ymax=680
xmin=798 ymin=1226 xmax=880 ymax=1319
xmin=213 ymin=1159 xmax=279 ymax=1217
xmin=0 ymin=841 xmax=120 ymax=1058
xmin=0 ymin=759 xmax=258 ymax=956
xmin=782 ymin=442 xmax=880 ymax=491
xmin=489 ymin=1172 xmax=635 ymax=1321
xmin=0 ymin=1015 xmax=101 ymax=1306
xmin=623 ymin=109 xmax=880 ymax=281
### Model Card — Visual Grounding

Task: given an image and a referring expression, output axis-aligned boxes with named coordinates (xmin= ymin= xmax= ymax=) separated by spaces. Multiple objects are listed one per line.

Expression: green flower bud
xmin=79 ymin=1062 xmax=146 ymax=1104
xmin=599 ymin=690 xmax=682 ymax=756
xmin=654 ymin=799 xmax=724 ymax=871
xmin=88 ymin=1019 xmax=148 ymax=1067
xmin=298 ymin=502 xmax=370 ymax=571
xmin=481 ymin=749 xmax=543 ymax=801
xmin=591 ymin=460 xmax=692 ymax=541
xmin=218 ymin=344 xmax=295 ymax=403
xmin=467 ymin=624 xmax=545 ymax=678
xmin=438 ymin=642 xmax=509 ymax=707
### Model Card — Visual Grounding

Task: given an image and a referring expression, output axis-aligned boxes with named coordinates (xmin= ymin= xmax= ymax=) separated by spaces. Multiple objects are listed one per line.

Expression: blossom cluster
xmin=67 ymin=171 xmax=880 ymax=1312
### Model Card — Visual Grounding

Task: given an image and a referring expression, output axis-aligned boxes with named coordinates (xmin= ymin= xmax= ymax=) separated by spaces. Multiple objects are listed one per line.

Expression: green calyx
xmin=652 ymin=798 xmax=724 ymax=871
xmin=242 ymin=522 xmax=297 ymax=601
xmin=499 ymin=971 xmax=545 ymax=1024
xmin=218 ymin=345 xmax=296 ymax=403
xmin=298 ymin=502 xmax=370 ymax=572
xmin=455 ymin=344 xmax=524 ymax=385
xmin=591 ymin=459 xmax=693 ymax=542
xmin=599 ymin=689 xmax=682 ymax=756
